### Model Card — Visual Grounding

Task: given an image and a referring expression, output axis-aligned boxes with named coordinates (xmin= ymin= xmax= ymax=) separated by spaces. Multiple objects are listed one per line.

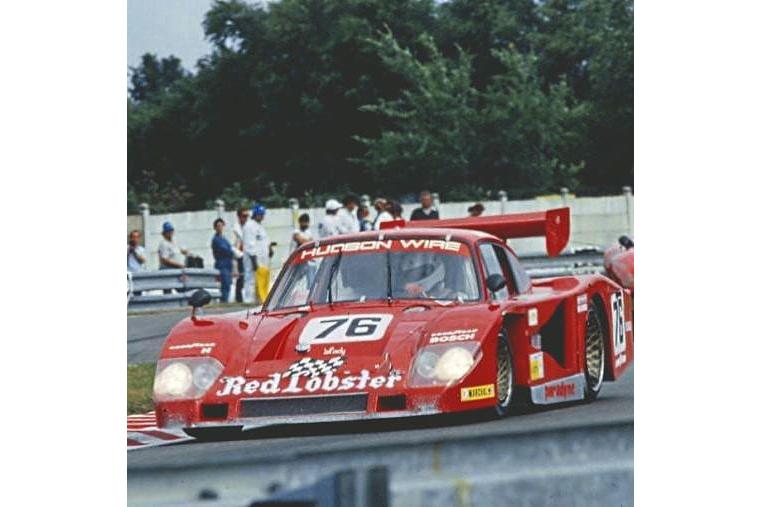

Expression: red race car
xmin=605 ymin=235 xmax=634 ymax=293
xmin=152 ymin=208 xmax=633 ymax=436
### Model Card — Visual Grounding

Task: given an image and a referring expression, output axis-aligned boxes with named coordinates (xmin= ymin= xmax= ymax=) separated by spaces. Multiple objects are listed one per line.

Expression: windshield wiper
xmin=327 ymin=252 xmax=342 ymax=307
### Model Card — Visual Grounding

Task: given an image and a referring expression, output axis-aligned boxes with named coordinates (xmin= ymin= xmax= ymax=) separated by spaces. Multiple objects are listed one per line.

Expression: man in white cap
xmin=317 ymin=199 xmax=345 ymax=239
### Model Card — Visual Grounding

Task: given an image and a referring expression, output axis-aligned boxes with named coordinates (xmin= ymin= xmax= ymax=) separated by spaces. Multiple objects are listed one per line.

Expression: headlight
xmin=409 ymin=342 xmax=481 ymax=387
xmin=153 ymin=357 xmax=224 ymax=402
xmin=154 ymin=362 xmax=193 ymax=397
xmin=433 ymin=347 xmax=474 ymax=382
xmin=415 ymin=350 xmax=439 ymax=379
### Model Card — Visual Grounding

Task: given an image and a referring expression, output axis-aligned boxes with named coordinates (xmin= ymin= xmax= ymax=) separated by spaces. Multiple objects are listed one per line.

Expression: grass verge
xmin=128 ymin=363 xmax=155 ymax=415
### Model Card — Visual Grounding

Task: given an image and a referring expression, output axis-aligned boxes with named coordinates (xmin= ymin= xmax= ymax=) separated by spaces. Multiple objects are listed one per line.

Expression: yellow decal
xmin=530 ymin=352 xmax=544 ymax=381
xmin=460 ymin=384 xmax=495 ymax=402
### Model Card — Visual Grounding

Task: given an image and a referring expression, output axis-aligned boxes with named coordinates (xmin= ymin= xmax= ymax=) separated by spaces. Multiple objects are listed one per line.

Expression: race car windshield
xmin=266 ymin=240 xmax=481 ymax=310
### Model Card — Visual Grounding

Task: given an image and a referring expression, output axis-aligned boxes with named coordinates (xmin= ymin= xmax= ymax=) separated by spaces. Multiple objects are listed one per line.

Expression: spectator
xmin=127 ymin=230 xmax=146 ymax=273
xmin=232 ymin=207 xmax=250 ymax=303
xmin=291 ymin=213 xmax=314 ymax=252
xmin=389 ymin=201 xmax=404 ymax=220
xmin=158 ymin=222 xmax=188 ymax=269
xmin=211 ymin=218 xmax=234 ymax=303
xmin=317 ymin=199 xmax=344 ymax=238
xmin=250 ymin=204 xmax=275 ymax=304
xmin=233 ymin=208 xmax=253 ymax=303
xmin=468 ymin=202 xmax=485 ymax=217
xmin=372 ymin=198 xmax=393 ymax=230
xmin=338 ymin=194 xmax=360 ymax=233
xmin=409 ymin=190 xmax=439 ymax=221
xmin=357 ymin=204 xmax=373 ymax=231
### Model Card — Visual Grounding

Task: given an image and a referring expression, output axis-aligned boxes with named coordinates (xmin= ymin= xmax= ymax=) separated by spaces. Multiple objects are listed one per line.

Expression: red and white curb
xmin=127 ymin=411 xmax=194 ymax=450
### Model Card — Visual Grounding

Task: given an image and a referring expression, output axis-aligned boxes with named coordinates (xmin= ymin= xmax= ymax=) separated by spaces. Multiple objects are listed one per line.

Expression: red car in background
xmin=605 ymin=236 xmax=634 ymax=293
xmin=151 ymin=208 xmax=633 ymax=437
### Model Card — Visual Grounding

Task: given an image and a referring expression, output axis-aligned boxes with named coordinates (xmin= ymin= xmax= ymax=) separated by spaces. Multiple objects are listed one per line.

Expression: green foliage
xmin=127 ymin=171 xmax=194 ymax=214
xmin=127 ymin=363 xmax=155 ymax=415
xmin=127 ymin=0 xmax=632 ymax=212
xmin=354 ymin=32 xmax=479 ymax=190
xmin=129 ymin=54 xmax=189 ymax=104
xmin=355 ymin=32 xmax=586 ymax=194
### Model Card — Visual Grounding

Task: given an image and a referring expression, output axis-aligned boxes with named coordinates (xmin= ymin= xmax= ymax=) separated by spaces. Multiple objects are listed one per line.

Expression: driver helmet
xmin=398 ymin=253 xmax=445 ymax=292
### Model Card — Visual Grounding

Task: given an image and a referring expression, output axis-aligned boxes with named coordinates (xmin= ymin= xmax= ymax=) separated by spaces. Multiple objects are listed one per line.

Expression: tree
xmin=127 ymin=0 xmax=633 ymax=211
xmin=354 ymin=32 xmax=480 ymax=192
xmin=128 ymin=54 xmax=188 ymax=103
xmin=355 ymin=31 xmax=586 ymax=196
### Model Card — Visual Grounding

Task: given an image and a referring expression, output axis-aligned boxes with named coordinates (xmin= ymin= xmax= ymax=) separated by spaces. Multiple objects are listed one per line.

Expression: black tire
xmin=494 ymin=329 xmax=515 ymax=417
xmin=583 ymin=303 xmax=606 ymax=400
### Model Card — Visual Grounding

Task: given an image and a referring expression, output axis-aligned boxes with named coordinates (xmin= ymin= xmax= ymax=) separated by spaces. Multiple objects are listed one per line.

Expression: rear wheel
xmin=494 ymin=330 xmax=514 ymax=417
xmin=584 ymin=304 xmax=606 ymax=400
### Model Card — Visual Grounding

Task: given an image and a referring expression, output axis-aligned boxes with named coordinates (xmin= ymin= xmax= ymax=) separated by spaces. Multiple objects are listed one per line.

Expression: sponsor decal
xmin=577 ymin=294 xmax=588 ymax=313
xmin=530 ymin=333 xmax=542 ymax=350
xmin=545 ymin=382 xmax=575 ymax=399
xmin=529 ymin=352 xmax=544 ymax=380
xmin=322 ymin=346 xmax=346 ymax=356
xmin=625 ymin=320 xmax=633 ymax=332
xmin=460 ymin=384 xmax=495 ymax=402
xmin=299 ymin=314 xmax=393 ymax=347
xmin=528 ymin=308 xmax=539 ymax=326
xmin=168 ymin=342 xmax=215 ymax=354
xmin=217 ymin=369 xmax=401 ymax=397
xmin=284 ymin=356 xmax=345 ymax=379
xmin=300 ymin=239 xmax=463 ymax=260
xmin=611 ymin=292 xmax=627 ymax=367
xmin=428 ymin=328 xmax=478 ymax=344
xmin=530 ymin=373 xmax=586 ymax=404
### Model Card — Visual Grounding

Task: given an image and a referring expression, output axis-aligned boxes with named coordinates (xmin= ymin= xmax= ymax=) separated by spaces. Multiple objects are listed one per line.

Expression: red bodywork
xmin=153 ymin=209 xmax=633 ymax=433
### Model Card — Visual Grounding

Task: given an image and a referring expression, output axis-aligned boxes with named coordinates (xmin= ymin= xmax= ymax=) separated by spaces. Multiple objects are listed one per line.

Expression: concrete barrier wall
xmin=131 ymin=192 xmax=633 ymax=277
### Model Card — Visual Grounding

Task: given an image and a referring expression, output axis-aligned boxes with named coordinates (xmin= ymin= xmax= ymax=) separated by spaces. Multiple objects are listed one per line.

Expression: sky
xmin=128 ymin=0 xmax=216 ymax=72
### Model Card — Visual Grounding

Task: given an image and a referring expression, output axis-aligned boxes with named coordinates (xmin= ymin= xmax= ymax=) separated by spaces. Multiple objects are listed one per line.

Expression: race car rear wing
xmin=381 ymin=207 xmax=570 ymax=256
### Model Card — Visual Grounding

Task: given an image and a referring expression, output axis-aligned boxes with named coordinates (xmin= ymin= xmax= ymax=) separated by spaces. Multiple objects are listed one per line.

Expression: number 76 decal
xmin=299 ymin=314 xmax=394 ymax=346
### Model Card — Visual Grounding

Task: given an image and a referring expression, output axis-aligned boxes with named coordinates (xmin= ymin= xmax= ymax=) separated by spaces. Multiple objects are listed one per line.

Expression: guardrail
xmin=127 ymin=269 xmax=221 ymax=311
xmin=523 ymin=250 xmax=605 ymax=279
xmin=127 ymin=419 xmax=633 ymax=506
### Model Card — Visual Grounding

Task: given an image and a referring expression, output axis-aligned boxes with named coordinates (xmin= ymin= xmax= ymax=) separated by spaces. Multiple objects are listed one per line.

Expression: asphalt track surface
xmin=128 ymin=323 xmax=632 ymax=470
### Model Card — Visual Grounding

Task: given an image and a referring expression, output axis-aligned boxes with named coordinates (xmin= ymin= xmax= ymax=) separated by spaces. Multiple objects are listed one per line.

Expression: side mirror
xmin=486 ymin=273 xmax=507 ymax=294
xmin=189 ymin=289 xmax=212 ymax=317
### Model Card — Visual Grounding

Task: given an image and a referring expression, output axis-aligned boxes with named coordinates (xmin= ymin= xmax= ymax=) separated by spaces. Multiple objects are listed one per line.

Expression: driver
xmin=397 ymin=253 xmax=453 ymax=299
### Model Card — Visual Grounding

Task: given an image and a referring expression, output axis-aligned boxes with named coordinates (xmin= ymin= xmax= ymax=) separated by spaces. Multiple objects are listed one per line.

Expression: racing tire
xmin=583 ymin=303 xmax=606 ymax=400
xmin=494 ymin=330 xmax=515 ymax=417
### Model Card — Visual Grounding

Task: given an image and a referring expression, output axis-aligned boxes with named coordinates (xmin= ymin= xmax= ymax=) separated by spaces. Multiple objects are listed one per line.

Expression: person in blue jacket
xmin=211 ymin=218 xmax=234 ymax=303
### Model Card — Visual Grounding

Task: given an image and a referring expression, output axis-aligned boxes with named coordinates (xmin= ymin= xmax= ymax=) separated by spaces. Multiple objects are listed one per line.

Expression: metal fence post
xmin=560 ymin=187 xmax=569 ymax=207
xmin=139 ymin=203 xmax=150 ymax=245
xmin=214 ymin=199 xmax=225 ymax=218
xmin=622 ymin=186 xmax=633 ymax=237
xmin=432 ymin=192 xmax=441 ymax=211
xmin=498 ymin=190 xmax=508 ymax=214
xmin=288 ymin=198 xmax=300 ymax=229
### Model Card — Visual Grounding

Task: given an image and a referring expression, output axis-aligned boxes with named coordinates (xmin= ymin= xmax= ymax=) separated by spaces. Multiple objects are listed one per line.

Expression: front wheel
xmin=494 ymin=330 xmax=514 ymax=417
xmin=583 ymin=303 xmax=606 ymax=400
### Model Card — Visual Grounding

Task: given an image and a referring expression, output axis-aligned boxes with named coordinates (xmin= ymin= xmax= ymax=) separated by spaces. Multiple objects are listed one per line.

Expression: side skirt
xmin=530 ymin=373 xmax=586 ymax=405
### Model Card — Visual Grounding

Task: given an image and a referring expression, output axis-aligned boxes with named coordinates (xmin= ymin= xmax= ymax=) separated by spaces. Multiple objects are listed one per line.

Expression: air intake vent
xmin=240 ymin=394 xmax=368 ymax=418
xmin=201 ymin=403 xmax=228 ymax=420
xmin=377 ymin=395 xmax=406 ymax=411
